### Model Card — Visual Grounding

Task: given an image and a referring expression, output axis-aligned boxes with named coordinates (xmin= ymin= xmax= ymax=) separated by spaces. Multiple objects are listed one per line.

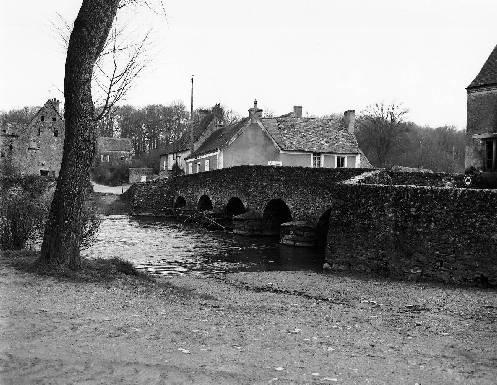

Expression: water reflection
xmin=83 ymin=215 xmax=324 ymax=276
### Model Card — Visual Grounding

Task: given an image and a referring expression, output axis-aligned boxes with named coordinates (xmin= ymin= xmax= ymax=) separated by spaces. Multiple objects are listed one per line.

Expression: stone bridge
xmin=128 ymin=166 xmax=497 ymax=286
xmin=129 ymin=166 xmax=369 ymax=243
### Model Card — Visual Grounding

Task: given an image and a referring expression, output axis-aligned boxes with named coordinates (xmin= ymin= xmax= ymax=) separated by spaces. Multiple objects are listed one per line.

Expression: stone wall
xmin=325 ymin=184 xmax=497 ymax=285
xmin=356 ymin=169 xmax=465 ymax=187
xmin=466 ymin=87 xmax=497 ymax=170
xmin=129 ymin=168 xmax=155 ymax=183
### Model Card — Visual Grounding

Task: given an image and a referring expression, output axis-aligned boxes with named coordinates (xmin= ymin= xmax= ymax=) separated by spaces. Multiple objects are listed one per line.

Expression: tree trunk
xmin=39 ymin=0 xmax=120 ymax=269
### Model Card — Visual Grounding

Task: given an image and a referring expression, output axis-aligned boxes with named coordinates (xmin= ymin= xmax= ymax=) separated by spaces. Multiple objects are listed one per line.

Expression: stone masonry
xmin=127 ymin=166 xmax=496 ymax=286
xmin=0 ymin=99 xmax=64 ymax=176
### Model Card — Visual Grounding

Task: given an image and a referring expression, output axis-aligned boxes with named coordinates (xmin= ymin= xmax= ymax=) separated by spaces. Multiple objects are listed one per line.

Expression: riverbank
xmin=1 ymin=252 xmax=496 ymax=384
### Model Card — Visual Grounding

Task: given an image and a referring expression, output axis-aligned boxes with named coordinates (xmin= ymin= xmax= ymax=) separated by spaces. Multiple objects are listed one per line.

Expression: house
xmin=184 ymin=100 xmax=371 ymax=174
xmin=159 ymin=105 xmax=224 ymax=178
xmin=0 ymin=98 xmax=64 ymax=177
xmin=466 ymin=44 xmax=497 ymax=172
xmin=96 ymin=137 xmax=134 ymax=165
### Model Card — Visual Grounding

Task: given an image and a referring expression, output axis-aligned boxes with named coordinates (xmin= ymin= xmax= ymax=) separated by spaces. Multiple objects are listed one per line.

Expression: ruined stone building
xmin=183 ymin=101 xmax=371 ymax=175
xmin=0 ymin=99 xmax=64 ymax=176
xmin=466 ymin=44 xmax=497 ymax=172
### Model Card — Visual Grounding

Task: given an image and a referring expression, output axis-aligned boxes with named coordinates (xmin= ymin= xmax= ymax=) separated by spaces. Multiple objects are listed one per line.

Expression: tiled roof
xmin=359 ymin=149 xmax=373 ymax=168
xmin=468 ymin=44 xmax=497 ymax=89
xmin=97 ymin=137 xmax=133 ymax=152
xmin=188 ymin=118 xmax=249 ymax=158
xmin=261 ymin=116 xmax=360 ymax=153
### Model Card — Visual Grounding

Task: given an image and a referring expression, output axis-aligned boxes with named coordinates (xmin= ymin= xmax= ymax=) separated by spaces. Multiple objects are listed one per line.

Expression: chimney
xmin=293 ymin=106 xmax=302 ymax=118
xmin=48 ymin=98 xmax=60 ymax=113
xmin=344 ymin=110 xmax=355 ymax=133
xmin=248 ymin=99 xmax=263 ymax=123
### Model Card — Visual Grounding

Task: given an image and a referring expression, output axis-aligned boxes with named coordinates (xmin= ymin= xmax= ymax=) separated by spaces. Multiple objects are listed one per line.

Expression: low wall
xmin=356 ymin=169 xmax=466 ymax=187
xmin=325 ymin=184 xmax=497 ymax=286
xmin=129 ymin=168 xmax=155 ymax=184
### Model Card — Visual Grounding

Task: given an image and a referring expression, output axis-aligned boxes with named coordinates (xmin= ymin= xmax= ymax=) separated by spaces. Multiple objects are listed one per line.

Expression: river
xmin=83 ymin=215 xmax=324 ymax=276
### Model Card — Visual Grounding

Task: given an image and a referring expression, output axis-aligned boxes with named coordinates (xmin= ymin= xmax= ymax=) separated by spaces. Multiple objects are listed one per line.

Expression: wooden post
xmin=190 ymin=75 xmax=194 ymax=151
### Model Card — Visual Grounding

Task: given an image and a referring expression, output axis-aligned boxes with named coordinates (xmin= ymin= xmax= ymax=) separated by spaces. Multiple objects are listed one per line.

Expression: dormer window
xmin=336 ymin=156 xmax=346 ymax=168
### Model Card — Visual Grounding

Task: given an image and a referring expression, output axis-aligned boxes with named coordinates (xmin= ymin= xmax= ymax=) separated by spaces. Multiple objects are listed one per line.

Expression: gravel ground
xmin=1 ymin=255 xmax=496 ymax=384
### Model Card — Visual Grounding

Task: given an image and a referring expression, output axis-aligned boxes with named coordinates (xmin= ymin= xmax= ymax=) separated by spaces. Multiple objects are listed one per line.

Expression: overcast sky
xmin=1 ymin=0 xmax=497 ymax=129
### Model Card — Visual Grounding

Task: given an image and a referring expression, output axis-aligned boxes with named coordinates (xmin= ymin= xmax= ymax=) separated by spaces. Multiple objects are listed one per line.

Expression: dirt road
xmin=1 ymin=254 xmax=496 ymax=384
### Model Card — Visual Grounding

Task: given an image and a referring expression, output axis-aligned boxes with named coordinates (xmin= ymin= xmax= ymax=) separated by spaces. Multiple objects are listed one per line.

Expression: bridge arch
xmin=263 ymin=198 xmax=292 ymax=234
xmin=225 ymin=197 xmax=246 ymax=217
xmin=198 ymin=194 xmax=213 ymax=211
xmin=173 ymin=196 xmax=186 ymax=209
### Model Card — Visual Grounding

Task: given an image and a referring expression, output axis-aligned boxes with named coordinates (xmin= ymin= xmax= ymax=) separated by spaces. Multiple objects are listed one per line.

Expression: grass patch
xmin=0 ymin=250 xmax=210 ymax=300
xmin=2 ymin=250 xmax=151 ymax=283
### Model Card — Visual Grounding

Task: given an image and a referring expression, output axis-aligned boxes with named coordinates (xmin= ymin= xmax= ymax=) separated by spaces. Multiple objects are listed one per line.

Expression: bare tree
xmin=357 ymin=102 xmax=408 ymax=167
xmin=51 ymin=8 xmax=152 ymax=122
xmin=221 ymin=107 xmax=241 ymax=126
xmin=39 ymin=0 xmax=163 ymax=269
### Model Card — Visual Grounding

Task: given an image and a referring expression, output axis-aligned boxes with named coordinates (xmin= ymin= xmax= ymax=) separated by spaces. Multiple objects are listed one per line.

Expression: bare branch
xmin=52 ymin=1 xmax=164 ymax=121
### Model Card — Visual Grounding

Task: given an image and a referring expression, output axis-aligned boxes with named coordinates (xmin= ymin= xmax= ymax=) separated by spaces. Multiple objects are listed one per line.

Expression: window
xmin=101 ymin=154 xmax=104 ymax=162
xmin=163 ymin=160 xmax=167 ymax=170
xmin=336 ymin=156 xmax=346 ymax=168
xmin=40 ymin=170 xmax=49 ymax=176
xmin=205 ymin=159 xmax=210 ymax=171
xmin=0 ymin=152 xmax=4 ymax=158
xmin=120 ymin=156 xmax=125 ymax=160
xmin=485 ymin=139 xmax=497 ymax=171
xmin=188 ymin=163 xmax=193 ymax=174
xmin=196 ymin=162 xmax=201 ymax=173
xmin=106 ymin=155 xmax=110 ymax=162
xmin=40 ymin=116 xmax=45 ymax=122
xmin=312 ymin=153 xmax=321 ymax=168
xmin=54 ymin=129 xmax=58 ymax=137
xmin=52 ymin=117 xmax=56 ymax=122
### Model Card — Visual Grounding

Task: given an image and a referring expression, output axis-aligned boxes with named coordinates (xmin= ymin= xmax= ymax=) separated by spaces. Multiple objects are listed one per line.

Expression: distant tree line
xmin=1 ymin=102 xmax=465 ymax=173
xmin=356 ymin=103 xmax=465 ymax=173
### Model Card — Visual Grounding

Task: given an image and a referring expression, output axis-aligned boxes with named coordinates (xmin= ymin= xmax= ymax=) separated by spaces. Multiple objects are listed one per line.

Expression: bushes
xmin=0 ymin=176 xmax=101 ymax=251
xmin=0 ymin=176 xmax=54 ymax=250
xmin=91 ymin=163 xmax=129 ymax=186
xmin=170 ymin=162 xmax=184 ymax=177
xmin=0 ymin=188 xmax=49 ymax=250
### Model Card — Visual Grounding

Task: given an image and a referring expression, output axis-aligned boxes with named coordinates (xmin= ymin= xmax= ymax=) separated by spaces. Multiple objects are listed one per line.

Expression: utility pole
xmin=190 ymin=75 xmax=194 ymax=152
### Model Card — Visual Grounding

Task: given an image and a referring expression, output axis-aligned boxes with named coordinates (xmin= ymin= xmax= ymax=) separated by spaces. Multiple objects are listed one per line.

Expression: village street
xmin=1 ymin=252 xmax=496 ymax=385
